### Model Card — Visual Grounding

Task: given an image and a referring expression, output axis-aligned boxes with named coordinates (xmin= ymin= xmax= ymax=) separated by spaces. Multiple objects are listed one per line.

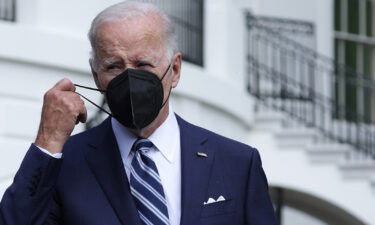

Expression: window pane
xmin=348 ymin=0 xmax=359 ymax=34
xmin=0 ymin=0 xmax=16 ymax=21
xmin=335 ymin=0 xmax=341 ymax=31
xmin=363 ymin=45 xmax=372 ymax=77
xmin=364 ymin=87 xmax=372 ymax=122
xmin=345 ymin=40 xmax=357 ymax=69
xmin=334 ymin=39 xmax=341 ymax=119
xmin=367 ymin=0 xmax=373 ymax=37
xmin=364 ymin=45 xmax=373 ymax=122
xmin=345 ymin=40 xmax=358 ymax=121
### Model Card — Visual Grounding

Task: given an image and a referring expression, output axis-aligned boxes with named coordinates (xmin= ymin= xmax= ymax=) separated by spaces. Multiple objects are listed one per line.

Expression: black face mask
xmin=75 ymin=63 xmax=172 ymax=130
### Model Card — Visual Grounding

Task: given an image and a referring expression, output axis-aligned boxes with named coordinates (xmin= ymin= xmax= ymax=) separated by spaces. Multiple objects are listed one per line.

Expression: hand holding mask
xmin=35 ymin=79 xmax=87 ymax=154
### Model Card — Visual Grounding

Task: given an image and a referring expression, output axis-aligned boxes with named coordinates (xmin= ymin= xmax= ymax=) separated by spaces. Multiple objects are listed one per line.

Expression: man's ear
xmin=171 ymin=52 xmax=182 ymax=88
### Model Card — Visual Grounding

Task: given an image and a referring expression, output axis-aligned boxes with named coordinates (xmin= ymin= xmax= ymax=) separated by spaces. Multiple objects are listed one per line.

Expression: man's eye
xmin=138 ymin=63 xmax=151 ymax=68
xmin=106 ymin=65 xmax=121 ymax=70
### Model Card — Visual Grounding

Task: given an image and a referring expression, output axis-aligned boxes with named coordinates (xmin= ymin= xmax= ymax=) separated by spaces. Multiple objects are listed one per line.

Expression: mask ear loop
xmin=74 ymin=84 xmax=113 ymax=116
xmin=74 ymin=84 xmax=106 ymax=92
xmin=161 ymin=88 xmax=172 ymax=108
xmin=160 ymin=63 xmax=172 ymax=81
xmin=160 ymin=62 xmax=173 ymax=108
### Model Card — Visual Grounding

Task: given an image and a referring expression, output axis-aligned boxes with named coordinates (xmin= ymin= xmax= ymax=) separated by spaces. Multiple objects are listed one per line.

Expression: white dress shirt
xmin=37 ymin=107 xmax=182 ymax=225
xmin=111 ymin=107 xmax=181 ymax=225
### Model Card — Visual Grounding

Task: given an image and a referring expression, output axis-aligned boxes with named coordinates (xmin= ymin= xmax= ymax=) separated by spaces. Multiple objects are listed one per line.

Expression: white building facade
xmin=1 ymin=0 xmax=375 ymax=224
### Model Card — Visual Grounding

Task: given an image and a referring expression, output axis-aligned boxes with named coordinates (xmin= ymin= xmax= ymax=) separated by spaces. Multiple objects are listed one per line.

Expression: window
xmin=0 ymin=0 xmax=16 ymax=22
xmin=334 ymin=0 xmax=375 ymax=123
xmin=136 ymin=0 xmax=204 ymax=66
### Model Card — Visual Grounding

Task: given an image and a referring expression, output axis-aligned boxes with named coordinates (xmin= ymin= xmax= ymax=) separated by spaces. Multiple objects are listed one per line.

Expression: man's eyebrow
xmin=101 ymin=58 xmax=122 ymax=65
xmin=134 ymin=57 xmax=159 ymax=66
xmin=100 ymin=56 xmax=160 ymax=66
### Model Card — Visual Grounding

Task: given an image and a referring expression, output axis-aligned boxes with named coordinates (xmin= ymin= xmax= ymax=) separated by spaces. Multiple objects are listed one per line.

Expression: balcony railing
xmin=246 ymin=12 xmax=375 ymax=158
xmin=0 ymin=0 xmax=16 ymax=22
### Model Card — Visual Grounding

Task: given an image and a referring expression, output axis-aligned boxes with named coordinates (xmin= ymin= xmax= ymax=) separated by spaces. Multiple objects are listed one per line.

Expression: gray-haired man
xmin=0 ymin=2 xmax=277 ymax=225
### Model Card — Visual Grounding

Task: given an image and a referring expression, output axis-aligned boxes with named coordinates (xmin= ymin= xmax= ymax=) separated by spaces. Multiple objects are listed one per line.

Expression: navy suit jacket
xmin=0 ymin=115 xmax=277 ymax=225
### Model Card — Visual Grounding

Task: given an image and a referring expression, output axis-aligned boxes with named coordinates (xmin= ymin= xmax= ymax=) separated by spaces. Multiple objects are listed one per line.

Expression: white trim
xmin=356 ymin=44 xmax=365 ymax=119
xmin=335 ymin=31 xmax=375 ymax=46
xmin=341 ymin=0 xmax=348 ymax=33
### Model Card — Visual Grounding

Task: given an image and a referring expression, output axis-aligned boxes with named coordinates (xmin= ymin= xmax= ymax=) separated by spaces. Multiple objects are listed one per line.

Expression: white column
xmin=315 ymin=0 xmax=334 ymax=58
xmin=204 ymin=0 xmax=250 ymax=89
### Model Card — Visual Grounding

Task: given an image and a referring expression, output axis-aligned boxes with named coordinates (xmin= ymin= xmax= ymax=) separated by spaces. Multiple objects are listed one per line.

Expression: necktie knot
xmin=133 ymin=138 xmax=153 ymax=154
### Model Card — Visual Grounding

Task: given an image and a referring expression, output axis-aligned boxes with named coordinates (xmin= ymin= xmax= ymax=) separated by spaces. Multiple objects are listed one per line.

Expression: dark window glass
xmin=345 ymin=40 xmax=357 ymax=69
xmin=334 ymin=39 xmax=340 ymax=119
xmin=335 ymin=0 xmax=341 ymax=31
xmin=364 ymin=45 xmax=373 ymax=122
xmin=345 ymin=40 xmax=358 ymax=121
xmin=367 ymin=0 xmax=373 ymax=37
xmin=0 ymin=0 xmax=16 ymax=22
xmin=363 ymin=45 xmax=372 ymax=77
xmin=348 ymin=0 xmax=359 ymax=34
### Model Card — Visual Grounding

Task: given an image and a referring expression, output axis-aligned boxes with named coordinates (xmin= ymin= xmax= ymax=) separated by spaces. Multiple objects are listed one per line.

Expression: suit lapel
xmin=85 ymin=118 xmax=142 ymax=225
xmin=177 ymin=115 xmax=215 ymax=225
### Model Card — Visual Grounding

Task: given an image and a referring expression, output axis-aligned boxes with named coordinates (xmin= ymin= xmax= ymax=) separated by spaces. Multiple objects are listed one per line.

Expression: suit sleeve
xmin=0 ymin=144 xmax=62 ymax=225
xmin=245 ymin=149 xmax=278 ymax=225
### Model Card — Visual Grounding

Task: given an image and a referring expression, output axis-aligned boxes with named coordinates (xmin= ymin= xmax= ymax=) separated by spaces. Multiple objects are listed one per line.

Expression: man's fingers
xmin=36 ymin=80 xmax=86 ymax=154
xmin=54 ymin=91 xmax=87 ymax=124
xmin=53 ymin=78 xmax=76 ymax=92
xmin=77 ymin=112 xmax=88 ymax=124
xmin=73 ymin=94 xmax=88 ymax=124
xmin=77 ymin=101 xmax=88 ymax=124
xmin=51 ymin=80 xmax=88 ymax=125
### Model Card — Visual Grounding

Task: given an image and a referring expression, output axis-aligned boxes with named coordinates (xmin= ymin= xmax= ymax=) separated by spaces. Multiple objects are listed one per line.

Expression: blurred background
xmin=1 ymin=0 xmax=375 ymax=224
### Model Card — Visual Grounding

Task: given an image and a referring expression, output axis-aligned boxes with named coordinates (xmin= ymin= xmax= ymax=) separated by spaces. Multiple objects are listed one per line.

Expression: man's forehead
xmin=96 ymin=14 xmax=164 ymax=40
xmin=95 ymin=17 xmax=167 ymax=65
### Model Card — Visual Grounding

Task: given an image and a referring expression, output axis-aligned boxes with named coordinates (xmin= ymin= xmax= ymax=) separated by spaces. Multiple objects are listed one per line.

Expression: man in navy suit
xmin=0 ymin=1 xmax=277 ymax=225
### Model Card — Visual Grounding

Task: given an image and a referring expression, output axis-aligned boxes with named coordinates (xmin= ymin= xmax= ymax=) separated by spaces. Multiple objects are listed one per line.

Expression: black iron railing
xmin=0 ymin=0 xmax=16 ymax=22
xmin=255 ymin=16 xmax=314 ymax=35
xmin=136 ymin=0 xmax=204 ymax=66
xmin=246 ymin=12 xmax=375 ymax=158
xmin=256 ymin=16 xmax=316 ymax=50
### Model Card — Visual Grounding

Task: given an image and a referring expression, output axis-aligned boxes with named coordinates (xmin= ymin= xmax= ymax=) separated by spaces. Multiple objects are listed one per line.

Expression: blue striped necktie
xmin=130 ymin=138 xmax=170 ymax=225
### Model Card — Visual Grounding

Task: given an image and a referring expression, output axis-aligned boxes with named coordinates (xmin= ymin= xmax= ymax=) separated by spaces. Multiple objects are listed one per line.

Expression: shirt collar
xmin=111 ymin=105 xmax=180 ymax=163
xmin=111 ymin=116 xmax=138 ymax=161
xmin=148 ymin=106 xmax=179 ymax=163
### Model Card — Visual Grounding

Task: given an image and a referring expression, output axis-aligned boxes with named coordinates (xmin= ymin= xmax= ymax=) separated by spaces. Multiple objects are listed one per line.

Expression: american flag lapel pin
xmin=197 ymin=152 xmax=208 ymax=158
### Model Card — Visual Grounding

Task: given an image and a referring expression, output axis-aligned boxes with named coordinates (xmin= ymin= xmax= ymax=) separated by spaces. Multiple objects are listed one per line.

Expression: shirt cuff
xmin=35 ymin=145 xmax=63 ymax=159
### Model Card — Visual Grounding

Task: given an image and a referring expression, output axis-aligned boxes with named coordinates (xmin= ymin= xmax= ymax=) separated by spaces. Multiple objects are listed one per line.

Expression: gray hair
xmin=88 ymin=1 xmax=178 ymax=70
